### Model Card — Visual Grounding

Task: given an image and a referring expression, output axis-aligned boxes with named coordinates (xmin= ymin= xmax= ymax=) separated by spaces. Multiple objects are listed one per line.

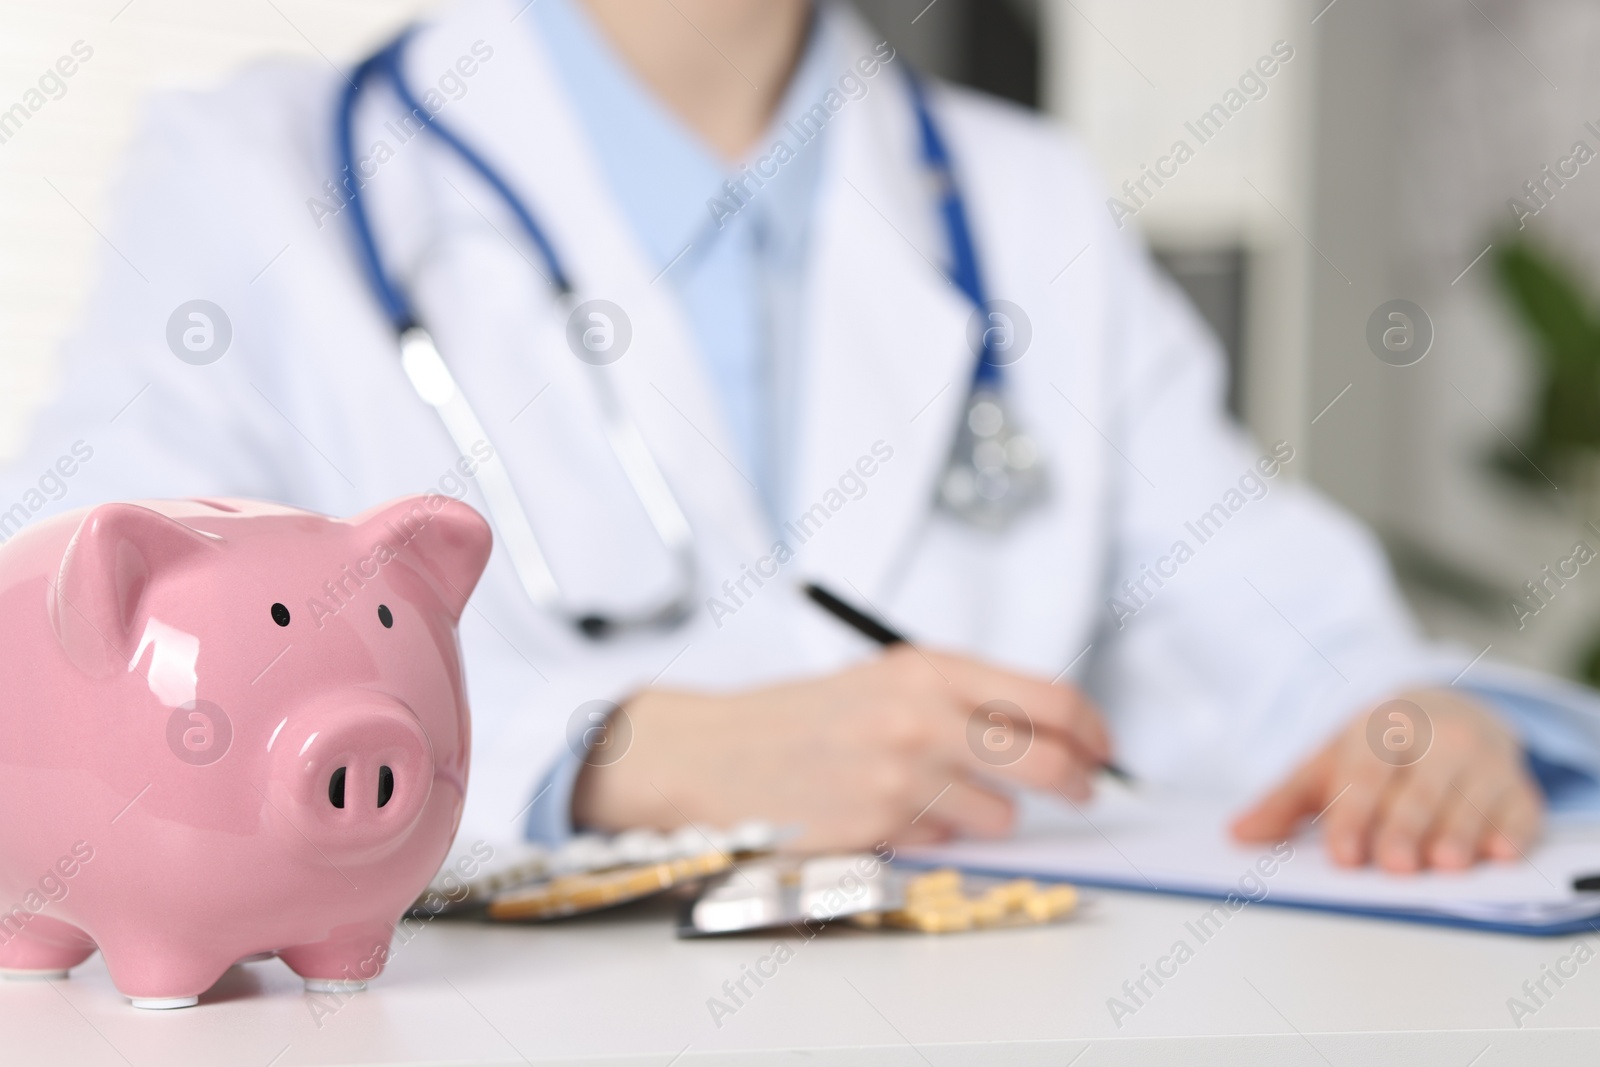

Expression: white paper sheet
xmin=899 ymin=788 xmax=1600 ymax=927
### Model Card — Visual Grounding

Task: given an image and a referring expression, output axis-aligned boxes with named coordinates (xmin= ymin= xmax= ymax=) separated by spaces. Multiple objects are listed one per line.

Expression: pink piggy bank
xmin=0 ymin=495 xmax=491 ymax=1008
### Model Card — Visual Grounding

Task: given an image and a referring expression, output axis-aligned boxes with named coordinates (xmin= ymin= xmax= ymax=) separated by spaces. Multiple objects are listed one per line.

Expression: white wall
xmin=1046 ymin=0 xmax=1600 ymax=678
xmin=1041 ymin=0 xmax=1317 ymax=454
xmin=1375 ymin=0 xmax=1600 ymax=676
xmin=0 ymin=0 xmax=432 ymax=458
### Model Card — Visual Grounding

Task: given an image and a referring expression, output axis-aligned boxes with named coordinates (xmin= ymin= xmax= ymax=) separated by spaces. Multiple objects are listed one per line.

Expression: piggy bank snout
xmin=269 ymin=697 xmax=435 ymax=862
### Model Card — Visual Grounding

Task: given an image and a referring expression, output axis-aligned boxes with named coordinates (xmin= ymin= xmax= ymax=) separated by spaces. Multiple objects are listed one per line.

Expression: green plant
xmin=1492 ymin=238 xmax=1600 ymax=483
xmin=1494 ymin=237 xmax=1600 ymax=685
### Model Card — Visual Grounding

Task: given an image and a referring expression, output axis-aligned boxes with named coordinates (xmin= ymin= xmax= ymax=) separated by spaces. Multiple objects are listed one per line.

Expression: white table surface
xmin=7 ymin=886 xmax=1600 ymax=1066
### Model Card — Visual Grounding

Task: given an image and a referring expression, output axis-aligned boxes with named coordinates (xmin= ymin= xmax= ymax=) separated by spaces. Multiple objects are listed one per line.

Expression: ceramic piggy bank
xmin=0 ymin=495 xmax=491 ymax=1008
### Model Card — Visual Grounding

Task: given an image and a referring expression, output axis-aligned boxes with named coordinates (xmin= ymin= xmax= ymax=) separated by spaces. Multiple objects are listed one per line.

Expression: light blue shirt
xmin=522 ymin=0 xmax=843 ymax=843
xmin=1465 ymin=685 xmax=1600 ymax=810
xmin=529 ymin=0 xmax=838 ymax=520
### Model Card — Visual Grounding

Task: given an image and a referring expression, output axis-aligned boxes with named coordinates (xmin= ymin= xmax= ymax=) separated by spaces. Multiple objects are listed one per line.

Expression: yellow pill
xmin=983 ymin=879 xmax=1036 ymax=910
xmin=1022 ymin=884 xmax=1079 ymax=922
xmin=968 ymin=897 xmax=1007 ymax=926
xmin=908 ymin=892 xmax=965 ymax=914
xmin=911 ymin=908 xmax=973 ymax=933
xmin=906 ymin=869 xmax=962 ymax=898
xmin=1043 ymin=885 xmax=1078 ymax=916
xmin=885 ymin=904 xmax=972 ymax=933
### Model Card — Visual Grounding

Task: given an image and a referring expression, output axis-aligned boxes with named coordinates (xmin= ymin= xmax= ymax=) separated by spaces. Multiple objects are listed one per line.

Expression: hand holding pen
xmin=571 ymin=586 xmax=1124 ymax=851
xmin=803 ymin=582 xmax=1135 ymax=788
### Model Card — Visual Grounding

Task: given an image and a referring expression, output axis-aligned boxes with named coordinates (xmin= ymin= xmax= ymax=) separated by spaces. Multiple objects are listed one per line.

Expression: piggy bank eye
xmin=377 ymin=604 xmax=393 ymax=629
xmin=271 ymin=602 xmax=291 ymax=627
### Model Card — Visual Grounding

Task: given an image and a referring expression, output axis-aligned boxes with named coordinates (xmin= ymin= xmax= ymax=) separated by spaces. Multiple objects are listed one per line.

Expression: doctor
xmin=4 ymin=0 xmax=1593 ymax=872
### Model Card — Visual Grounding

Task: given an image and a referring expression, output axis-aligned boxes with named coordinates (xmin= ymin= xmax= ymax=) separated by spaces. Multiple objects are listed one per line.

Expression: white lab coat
xmin=0 ymin=0 xmax=1505 ymax=844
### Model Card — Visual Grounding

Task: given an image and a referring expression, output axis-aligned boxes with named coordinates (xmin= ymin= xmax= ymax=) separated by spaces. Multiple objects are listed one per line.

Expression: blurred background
xmin=4 ymin=0 xmax=1600 ymax=682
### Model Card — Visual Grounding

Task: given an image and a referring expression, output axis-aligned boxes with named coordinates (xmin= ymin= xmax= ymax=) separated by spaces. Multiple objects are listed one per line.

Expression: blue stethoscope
xmin=339 ymin=29 xmax=1046 ymax=639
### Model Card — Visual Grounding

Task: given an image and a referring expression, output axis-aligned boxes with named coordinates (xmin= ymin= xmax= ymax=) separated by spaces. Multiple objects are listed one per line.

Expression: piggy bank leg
xmin=98 ymin=940 xmax=236 ymax=1009
xmin=279 ymin=921 xmax=393 ymax=994
xmin=0 ymin=914 xmax=96 ymax=980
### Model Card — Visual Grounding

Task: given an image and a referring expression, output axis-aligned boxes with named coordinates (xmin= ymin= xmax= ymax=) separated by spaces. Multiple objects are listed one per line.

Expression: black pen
xmin=802 ymin=582 xmax=1136 ymax=786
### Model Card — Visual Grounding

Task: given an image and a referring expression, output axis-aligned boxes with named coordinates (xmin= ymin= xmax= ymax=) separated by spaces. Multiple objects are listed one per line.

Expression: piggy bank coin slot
xmin=378 ymin=765 xmax=395 ymax=808
xmin=329 ymin=766 xmax=347 ymax=809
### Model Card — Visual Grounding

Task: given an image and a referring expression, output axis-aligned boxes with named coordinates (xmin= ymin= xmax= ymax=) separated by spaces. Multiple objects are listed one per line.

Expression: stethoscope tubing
xmin=905 ymin=71 xmax=1000 ymax=388
xmin=338 ymin=26 xmax=1016 ymax=636
xmin=342 ymin=32 xmax=698 ymax=638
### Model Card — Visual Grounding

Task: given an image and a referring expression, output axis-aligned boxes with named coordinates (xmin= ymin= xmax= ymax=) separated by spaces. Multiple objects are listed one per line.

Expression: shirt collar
xmin=528 ymin=0 xmax=842 ymax=272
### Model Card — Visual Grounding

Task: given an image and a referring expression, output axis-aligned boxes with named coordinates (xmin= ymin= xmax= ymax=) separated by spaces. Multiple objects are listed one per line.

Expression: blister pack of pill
xmin=679 ymin=855 xmax=1079 ymax=937
xmin=415 ymin=822 xmax=782 ymax=921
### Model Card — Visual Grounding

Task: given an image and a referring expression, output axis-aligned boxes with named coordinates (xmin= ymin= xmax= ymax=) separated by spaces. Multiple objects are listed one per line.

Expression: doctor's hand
xmin=1230 ymin=688 xmax=1543 ymax=872
xmin=569 ymin=645 xmax=1112 ymax=852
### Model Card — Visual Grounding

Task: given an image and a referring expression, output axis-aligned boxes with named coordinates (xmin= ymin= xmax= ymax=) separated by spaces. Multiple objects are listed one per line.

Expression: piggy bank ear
xmin=352 ymin=495 xmax=493 ymax=619
xmin=51 ymin=503 xmax=219 ymax=677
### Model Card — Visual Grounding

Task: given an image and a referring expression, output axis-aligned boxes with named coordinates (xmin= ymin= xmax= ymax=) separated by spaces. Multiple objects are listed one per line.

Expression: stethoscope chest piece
xmin=906 ymin=71 xmax=1049 ymax=533
xmin=937 ymin=387 xmax=1047 ymax=530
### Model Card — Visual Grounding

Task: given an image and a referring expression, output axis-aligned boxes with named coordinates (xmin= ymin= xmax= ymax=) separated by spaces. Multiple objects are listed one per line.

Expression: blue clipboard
xmin=895 ymin=857 xmax=1600 ymax=937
